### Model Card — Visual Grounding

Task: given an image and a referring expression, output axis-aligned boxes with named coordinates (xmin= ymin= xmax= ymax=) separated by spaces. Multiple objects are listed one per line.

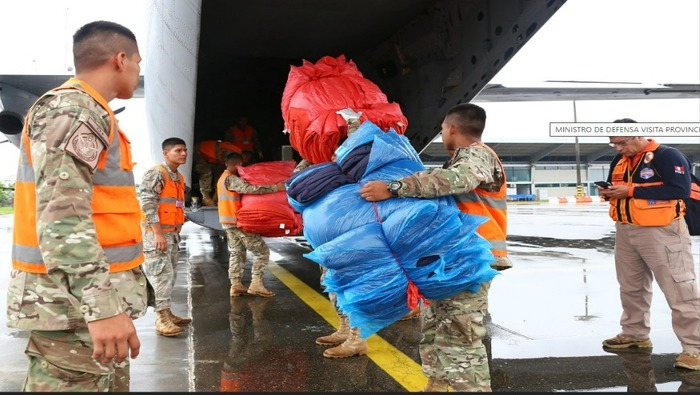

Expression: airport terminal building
xmin=417 ymin=98 xmax=700 ymax=201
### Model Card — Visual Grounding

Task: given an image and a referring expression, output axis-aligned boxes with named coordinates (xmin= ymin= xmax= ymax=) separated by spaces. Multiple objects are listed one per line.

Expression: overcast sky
xmin=1 ymin=0 xmax=699 ymax=182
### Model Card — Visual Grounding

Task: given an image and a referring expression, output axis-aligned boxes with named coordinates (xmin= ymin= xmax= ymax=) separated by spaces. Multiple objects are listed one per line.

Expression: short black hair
xmin=225 ymin=152 xmax=243 ymax=164
xmin=162 ymin=137 xmax=186 ymax=150
xmin=73 ymin=21 xmax=138 ymax=72
xmin=613 ymin=118 xmax=637 ymax=123
xmin=445 ymin=103 xmax=487 ymax=137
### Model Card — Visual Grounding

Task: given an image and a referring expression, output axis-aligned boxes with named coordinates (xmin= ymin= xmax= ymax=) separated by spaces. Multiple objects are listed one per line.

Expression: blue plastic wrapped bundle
xmin=286 ymin=121 xmax=498 ymax=338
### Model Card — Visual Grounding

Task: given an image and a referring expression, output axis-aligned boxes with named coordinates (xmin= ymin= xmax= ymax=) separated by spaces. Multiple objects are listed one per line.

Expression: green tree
xmin=0 ymin=182 xmax=14 ymax=207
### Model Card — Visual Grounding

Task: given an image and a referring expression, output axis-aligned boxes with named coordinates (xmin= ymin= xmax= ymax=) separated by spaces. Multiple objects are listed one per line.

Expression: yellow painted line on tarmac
xmin=267 ymin=264 xmax=427 ymax=392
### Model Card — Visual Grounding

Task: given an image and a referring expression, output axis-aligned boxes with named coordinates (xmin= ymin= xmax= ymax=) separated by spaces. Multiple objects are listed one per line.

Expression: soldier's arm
xmin=138 ymin=166 xmax=165 ymax=235
xmin=399 ymin=146 xmax=496 ymax=198
xmin=31 ymin=98 xmax=124 ymax=322
xmin=293 ymin=159 xmax=313 ymax=173
xmin=225 ymin=175 xmax=280 ymax=194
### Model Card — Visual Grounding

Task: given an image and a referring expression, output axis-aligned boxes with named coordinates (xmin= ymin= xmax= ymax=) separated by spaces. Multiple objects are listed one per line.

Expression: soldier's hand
xmin=154 ymin=233 xmax=167 ymax=251
xmin=360 ymin=181 xmax=392 ymax=202
xmin=88 ymin=312 xmax=141 ymax=364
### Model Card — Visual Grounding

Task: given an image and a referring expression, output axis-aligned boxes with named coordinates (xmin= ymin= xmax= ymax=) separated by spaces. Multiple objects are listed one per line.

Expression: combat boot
xmin=247 ymin=275 xmax=275 ymax=297
xmin=156 ymin=310 xmax=185 ymax=337
xmin=230 ymin=279 xmax=248 ymax=297
xmin=322 ymin=327 xmax=368 ymax=358
xmin=422 ymin=379 xmax=449 ymax=392
xmin=316 ymin=315 xmax=350 ymax=346
xmin=201 ymin=191 xmax=216 ymax=207
xmin=166 ymin=308 xmax=192 ymax=326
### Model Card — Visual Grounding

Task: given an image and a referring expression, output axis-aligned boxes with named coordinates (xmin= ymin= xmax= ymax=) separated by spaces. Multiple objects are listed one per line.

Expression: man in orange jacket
xmin=599 ymin=118 xmax=699 ymax=371
xmin=224 ymin=115 xmax=263 ymax=161
xmin=139 ymin=137 xmax=191 ymax=337
xmin=7 ymin=20 xmax=148 ymax=391
xmin=193 ymin=140 xmax=242 ymax=206
xmin=360 ymin=103 xmax=512 ymax=392
xmin=217 ymin=152 xmax=285 ymax=298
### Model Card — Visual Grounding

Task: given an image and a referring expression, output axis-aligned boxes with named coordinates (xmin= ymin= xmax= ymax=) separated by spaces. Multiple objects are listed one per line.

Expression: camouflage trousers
xmin=420 ymin=280 xmax=492 ymax=392
xmin=193 ymin=153 xmax=225 ymax=196
xmin=320 ymin=265 xmax=347 ymax=321
xmin=23 ymin=327 xmax=130 ymax=392
xmin=142 ymin=230 xmax=181 ymax=311
xmin=223 ymin=224 xmax=270 ymax=282
xmin=193 ymin=153 xmax=214 ymax=195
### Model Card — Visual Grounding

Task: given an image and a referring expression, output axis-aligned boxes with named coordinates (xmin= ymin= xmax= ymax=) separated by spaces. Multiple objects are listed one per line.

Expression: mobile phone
xmin=594 ymin=181 xmax=612 ymax=189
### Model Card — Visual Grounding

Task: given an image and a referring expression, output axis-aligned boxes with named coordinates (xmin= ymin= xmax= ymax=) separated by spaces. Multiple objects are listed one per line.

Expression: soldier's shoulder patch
xmin=65 ymin=122 xmax=107 ymax=171
xmin=84 ymin=117 xmax=110 ymax=147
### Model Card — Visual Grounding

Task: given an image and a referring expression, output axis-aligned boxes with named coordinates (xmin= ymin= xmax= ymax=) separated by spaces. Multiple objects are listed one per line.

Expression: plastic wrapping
xmin=287 ymin=121 xmax=498 ymax=338
xmin=236 ymin=160 xmax=303 ymax=236
xmin=281 ymin=55 xmax=408 ymax=164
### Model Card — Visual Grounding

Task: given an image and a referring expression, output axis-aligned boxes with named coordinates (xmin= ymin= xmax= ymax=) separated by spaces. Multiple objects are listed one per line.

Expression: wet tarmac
xmin=1 ymin=203 xmax=699 ymax=392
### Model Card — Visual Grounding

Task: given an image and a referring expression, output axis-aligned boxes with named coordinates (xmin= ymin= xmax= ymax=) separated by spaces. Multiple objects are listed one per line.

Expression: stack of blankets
xmin=286 ymin=121 xmax=498 ymax=338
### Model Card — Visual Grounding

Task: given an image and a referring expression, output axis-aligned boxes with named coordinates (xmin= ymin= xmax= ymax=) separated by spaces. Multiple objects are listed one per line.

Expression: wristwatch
xmin=387 ymin=180 xmax=402 ymax=197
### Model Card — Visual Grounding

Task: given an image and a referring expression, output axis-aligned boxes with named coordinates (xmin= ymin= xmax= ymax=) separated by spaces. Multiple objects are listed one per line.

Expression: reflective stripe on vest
xmin=12 ymin=79 xmax=143 ymax=274
xmin=217 ymin=170 xmax=241 ymax=224
xmin=454 ymin=189 xmax=509 ymax=256
xmin=142 ymin=165 xmax=186 ymax=232
xmin=452 ymin=149 xmax=508 ymax=257
xmin=609 ymin=143 xmax=683 ymax=226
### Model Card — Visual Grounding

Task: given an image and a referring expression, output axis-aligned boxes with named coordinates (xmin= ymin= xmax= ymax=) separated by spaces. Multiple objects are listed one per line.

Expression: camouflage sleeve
xmin=30 ymin=91 xmax=124 ymax=321
xmin=399 ymin=145 xmax=500 ymax=198
xmin=293 ymin=159 xmax=313 ymax=173
xmin=138 ymin=166 xmax=165 ymax=223
xmin=225 ymin=174 xmax=278 ymax=194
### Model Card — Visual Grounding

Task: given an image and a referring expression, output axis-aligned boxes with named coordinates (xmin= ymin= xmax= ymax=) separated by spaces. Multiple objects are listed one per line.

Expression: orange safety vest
xmin=608 ymin=141 xmax=684 ymax=226
xmin=199 ymin=140 xmax=242 ymax=165
xmin=12 ymin=78 xmax=143 ymax=274
xmin=141 ymin=165 xmax=186 ymax=233
xmin=452 ymin=146 xmax=509 ymax=258
xmin=217 ymin=170 xmax=242 ymax=224
xmin=227 ymin=125 xmax=256 ymax=152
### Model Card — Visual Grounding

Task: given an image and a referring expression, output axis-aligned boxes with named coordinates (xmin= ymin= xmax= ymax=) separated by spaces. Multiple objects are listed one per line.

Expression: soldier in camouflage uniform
xmin=192 ymin=145 xmax=218 ymax=206
xmin=291 ymin=110 xmax=375 ymax=358
xmin=360 ymin=103 xmax=512 ymax=392
xmin=193 ymin=140 xmax=243 ymax=206
xmin=139 ymin=137 xmax=192 ymax=337
xmin=193 ymin=149 xmax=213 ymax=198
xmin=6 ymin=21 xmax=148 ymax=392
xmin=217 ymin=152 xmax=286 ymax=298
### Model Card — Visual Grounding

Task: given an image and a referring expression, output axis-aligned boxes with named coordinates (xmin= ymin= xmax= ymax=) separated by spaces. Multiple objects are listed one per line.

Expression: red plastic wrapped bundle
xmin=236 ymin=160 xmax=302 ymax=237
xmin=281 ymin=54 xmax=408 ymax=164
xmin=235 ymin=201 xmax=302 ymax=237
xmin=237 ymin=160 xmax=297 ymax=185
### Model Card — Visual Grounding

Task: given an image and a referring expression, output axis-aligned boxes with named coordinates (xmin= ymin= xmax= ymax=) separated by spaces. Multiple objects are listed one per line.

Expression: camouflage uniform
xmin=397 ymin=144 xmax=511 ymax=391
xmin=292 ymin=117 xmax=362 ymax=355
xmin=293 ymin=159 xmax=314 ymax=173
xmin=223 ymin=175 xmax=279 ymax=283
xmin=193 ymin=149 xmax=215 ymax=196
xmin=6 ymin=89 xmax=148 ymax=391
xmin=399 ymin=145 xmax=513 ymax=270
xmin=138 ymin=163 xmax=183 ymax=311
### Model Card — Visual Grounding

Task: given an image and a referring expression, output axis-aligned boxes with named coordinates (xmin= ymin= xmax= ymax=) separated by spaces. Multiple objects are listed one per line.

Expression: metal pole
xmin=574 ymin=101 xmax=583 ymax=197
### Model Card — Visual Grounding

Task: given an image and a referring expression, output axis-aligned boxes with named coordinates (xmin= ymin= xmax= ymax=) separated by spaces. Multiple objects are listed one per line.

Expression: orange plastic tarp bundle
xmin=281 ymin=54 xmax=408 ymax=164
